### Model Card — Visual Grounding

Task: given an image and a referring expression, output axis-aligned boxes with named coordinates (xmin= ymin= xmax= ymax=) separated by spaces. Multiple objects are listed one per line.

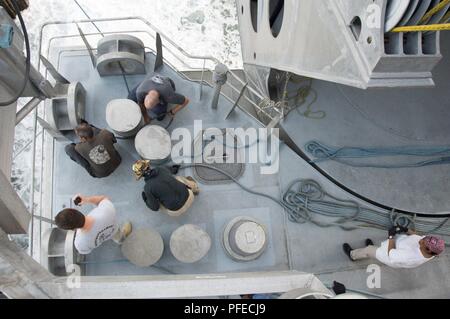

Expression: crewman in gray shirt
xmin=128 ymin=73 xmax=190 ymax=123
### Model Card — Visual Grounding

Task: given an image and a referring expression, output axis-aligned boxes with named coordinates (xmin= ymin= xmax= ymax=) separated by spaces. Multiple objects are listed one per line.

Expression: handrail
xmin=46 ymin=35 xmax=212 ymax=74
xmin=38 ymin=16 xmax=219 ymax=70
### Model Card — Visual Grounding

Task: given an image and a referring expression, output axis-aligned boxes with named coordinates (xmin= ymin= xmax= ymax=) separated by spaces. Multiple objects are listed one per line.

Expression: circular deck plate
xmin=135 ymin=125 xmax=172 ymax=161
xmin=385 ymin=0 xmax=411 ymax=32
xmin=121 ymin=229 xmax=164 ymax=267
xmin=222 ymin=216 xmax=268 ymax=262
xmin=106 ymin=99 xmax=142 ymax=133
xmin=170 ymin=224 xmax=211 ymax=263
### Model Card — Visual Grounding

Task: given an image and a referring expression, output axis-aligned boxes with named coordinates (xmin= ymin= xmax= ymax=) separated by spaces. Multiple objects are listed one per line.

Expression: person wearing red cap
xmin=343 ymin=227 xmax=446 ymax=269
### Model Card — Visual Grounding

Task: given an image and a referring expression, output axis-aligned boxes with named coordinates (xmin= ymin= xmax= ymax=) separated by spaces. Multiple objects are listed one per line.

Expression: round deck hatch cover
xmin=223 ymin=216 xmax=268 ymax=262
xmin=106 ymin=99 xmax=142 ymax=133
xmin=121 ymin=229 xmax=164 ymax=267
xmin=170 ymin=224 xmax=211 ymax=263
xmin=135 ymin=125 xmax=172 ymax=161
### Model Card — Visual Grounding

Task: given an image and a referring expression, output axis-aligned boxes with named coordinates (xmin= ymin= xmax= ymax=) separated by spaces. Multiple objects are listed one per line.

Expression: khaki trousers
xmin=350 ymin=245 xmax=379 ymax=261
xmin=160 ymin=176 xmax=198 ymax=217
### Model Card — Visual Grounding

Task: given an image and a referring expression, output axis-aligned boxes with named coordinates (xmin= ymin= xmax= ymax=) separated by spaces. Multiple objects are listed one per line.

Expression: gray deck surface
xmin=282 ymin=31 xmax=450 ymax=213
xmin=52 ymin=51 xmax=290 ymax=277
xmin=49 ymin=41 xmax=450 ymax=298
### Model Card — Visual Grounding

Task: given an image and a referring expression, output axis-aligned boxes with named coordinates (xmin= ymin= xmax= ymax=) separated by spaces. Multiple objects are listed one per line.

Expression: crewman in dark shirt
xmin=65 ymin=123 xmax=121 ymax=178
xmin=128 ymin=73 xmax=190 ymax=124
xmin=132 ymin=160 xmax=199 ymax=217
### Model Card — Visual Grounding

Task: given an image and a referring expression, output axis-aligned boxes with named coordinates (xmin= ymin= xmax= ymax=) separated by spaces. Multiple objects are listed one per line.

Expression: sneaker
xmin=120 ymin=221 xmax=132 ymax=239
xmin=185 ymin=176 xmax=200 ymax=195
xmin=343 ymin=243 xmax=354 ymax=261
xmin=112 ymin=222 xmax=132 ymax=245
xmin=365 ymin=238 xmax=374 ymax=246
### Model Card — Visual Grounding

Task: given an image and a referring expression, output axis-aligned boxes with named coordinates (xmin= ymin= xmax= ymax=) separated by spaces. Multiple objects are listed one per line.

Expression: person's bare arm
xmin=388 ymin=239 xmax=396 ymax=254
xmin=75 ymin=194 xmax=109 ymax=206
xmin=139 ymin=102 xmax=152 ymax=124
xmin=387 ymin=227 xmax=397 ymax=254
xmin=170 ymin=97 xmax=190 ymax=115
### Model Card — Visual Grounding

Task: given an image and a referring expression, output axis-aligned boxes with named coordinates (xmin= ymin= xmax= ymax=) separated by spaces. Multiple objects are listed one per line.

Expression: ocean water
xmin=11 ymin=0 xmax=242 ymax=207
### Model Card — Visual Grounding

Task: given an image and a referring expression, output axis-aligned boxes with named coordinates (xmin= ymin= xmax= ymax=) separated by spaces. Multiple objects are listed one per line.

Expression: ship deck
xmin=282 ymin=31 xmax=450 ymax=214
xmin=41 ymin=35 xmax=450 ymax=298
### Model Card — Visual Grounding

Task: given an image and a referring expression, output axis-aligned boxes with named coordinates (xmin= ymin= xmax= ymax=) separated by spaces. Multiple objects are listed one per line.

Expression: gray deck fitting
xmin=105 ymin=99 xmax=144 ymax=138
xmin=96 ymin=34 xmax=146 ymax=76
xmin=46 ymin=81 xmax=86 ymax=131
xmin=135 ymin=125 xmax=172 ymax=162
xmin=223 ymin=216 xmax=268 ymax=262
xmin=121 ymin=228 xmax=164 ymax=267
xmin=169 ymin=224 xmax=211 ymax=264
xmin=40 ymin=227 xmax=83 ymax=276
xmin=211 ymin=63 xmax=229 ymax=109
xmin=193 ymin=129 xmax=246 ymax=185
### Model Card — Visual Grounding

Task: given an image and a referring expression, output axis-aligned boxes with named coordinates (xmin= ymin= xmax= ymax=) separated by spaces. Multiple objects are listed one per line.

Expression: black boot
xmin=343 ymin=243 xmax=354 ymax=261
xmin=332 ymin=281 xmax=347 ymax=295
xmin=365 ymin=239 xmax=374 ymax=246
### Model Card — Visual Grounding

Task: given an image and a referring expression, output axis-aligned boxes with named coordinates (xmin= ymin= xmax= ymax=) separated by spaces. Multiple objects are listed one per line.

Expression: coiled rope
xmin=179 ymin=164 xmax=450 ymax=240
xmin=285 ymin=77 xmax=326 ymax=120
xmin=392 ymin=0 xmax=450 ymax=32
xmin=257 ymin=74 xmax=326 ymax=121
xmin=305 ymin=140 xmax=450 ymax=168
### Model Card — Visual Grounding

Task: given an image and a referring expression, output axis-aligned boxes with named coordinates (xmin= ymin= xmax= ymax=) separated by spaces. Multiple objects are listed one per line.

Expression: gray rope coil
xmin=180 ymin=164 xmax=450 ymax=240
xmin=305 ymin=140 xmax=450 ymax=168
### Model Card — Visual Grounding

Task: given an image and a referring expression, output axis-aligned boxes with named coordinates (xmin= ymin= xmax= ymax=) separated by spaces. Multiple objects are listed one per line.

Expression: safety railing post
xmin=199 ymin=59 xmax=206 ymax=100
xmin=211 ymin=63 xmax=228 ymax=110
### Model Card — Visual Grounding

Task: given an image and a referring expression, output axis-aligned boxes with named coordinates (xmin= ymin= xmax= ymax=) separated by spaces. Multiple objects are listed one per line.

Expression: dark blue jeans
xmin=128 ymin=84 xmax=172 ymax=121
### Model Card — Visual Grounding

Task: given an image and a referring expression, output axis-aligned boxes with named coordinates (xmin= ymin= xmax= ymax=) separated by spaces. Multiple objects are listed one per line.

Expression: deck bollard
xmin=211 ymin=63 xmax=228 ymax=110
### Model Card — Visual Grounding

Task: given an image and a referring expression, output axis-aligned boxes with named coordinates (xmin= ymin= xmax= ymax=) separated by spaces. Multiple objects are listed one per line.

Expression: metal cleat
xmin=96 ymin=34 xmax=146 ymax=76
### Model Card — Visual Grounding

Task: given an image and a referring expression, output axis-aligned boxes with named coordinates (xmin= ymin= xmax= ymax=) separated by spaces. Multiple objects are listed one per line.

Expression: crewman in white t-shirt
xmin=342 ymin=227 xmax=445 ymax=269
xmin=55 ymin=194 xmax=132 ymax=255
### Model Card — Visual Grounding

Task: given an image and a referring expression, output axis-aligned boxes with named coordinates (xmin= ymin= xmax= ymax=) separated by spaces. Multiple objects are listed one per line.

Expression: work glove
xmin=397 ymin=226 xmax=409 ymax=234
xmin=171 ymin=164 xmax=181 ymax=174
xmin=388 ymin=226 xmax=399 ymax=237
xmin=388 ymin=225 xmax=408 ymax=237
